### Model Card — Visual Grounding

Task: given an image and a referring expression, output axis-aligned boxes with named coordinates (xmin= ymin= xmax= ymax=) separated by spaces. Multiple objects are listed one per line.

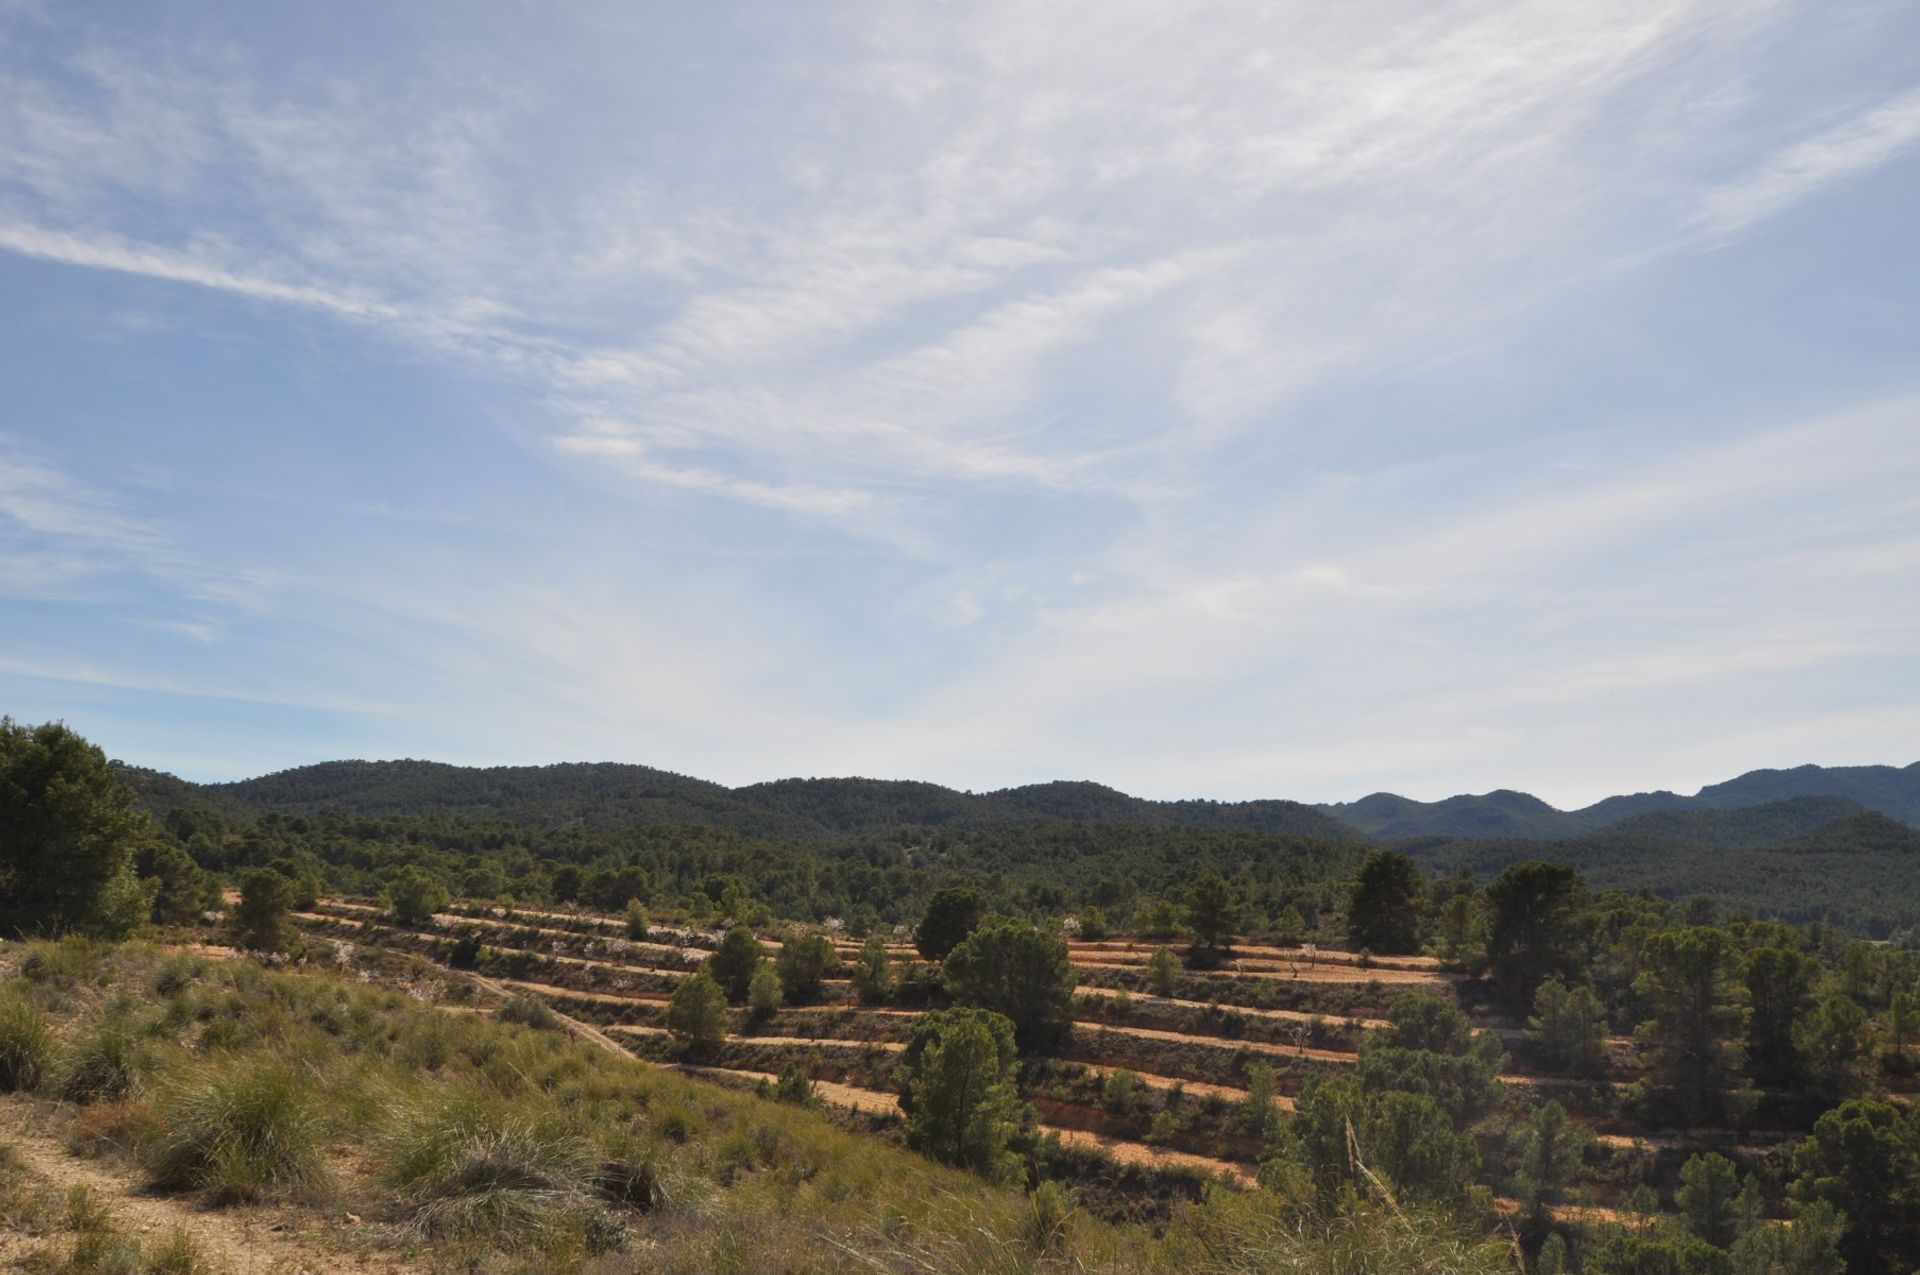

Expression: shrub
xmin=747 ymin=968 xmax=783 ymax=1025
xmin=148 ymin=1058 xmax=327 ymax=1202
xmin=497 ymin=993 xmax=560 ymax=1032
xmin=0 ymin=991 xmax=52 ymax=1092
xmin=623 ymin=901 xmax=648 ymax=941
xmin=1147 ymin=947 xmax=1181 ymax=998
xmin=759 ymin=1065 xmax=814 ymax=1107
xmin=852 ymin=934 xmax=894 ymax=1005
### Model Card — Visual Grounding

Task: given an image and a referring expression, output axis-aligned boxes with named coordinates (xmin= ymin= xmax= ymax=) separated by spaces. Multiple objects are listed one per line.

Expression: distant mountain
xmin=1319 ymin=789 xmax=1572 ymax=840
xmin=1316 ymin=761 xmax=1920 ymax=840
xmin=111 ymin=755 xmax=1920 ymax=933
xmin=118 ymin=759 xmax=1353 ymax=841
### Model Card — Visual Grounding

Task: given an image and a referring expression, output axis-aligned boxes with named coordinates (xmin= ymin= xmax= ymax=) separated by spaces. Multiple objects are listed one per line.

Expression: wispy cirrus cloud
xmin=2 ymin=3 xmax=1917 ymax=801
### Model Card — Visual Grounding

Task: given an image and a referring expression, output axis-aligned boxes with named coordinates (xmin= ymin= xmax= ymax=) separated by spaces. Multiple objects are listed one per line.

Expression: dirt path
xmin=1047 ymin=1127 xmax=1258 ymax=1186
xmin=0 ymin=1102 xmax=414 ymax=1274
xmin=1071 ymin=1063 xmax=1296 ymax=1109
xmin=1077 ymin=986 xmax=1388 ymax=1031
xmin=1082 ymin=1021 xmax=1361 ymax=1067
xmin=1072 ymin=955 xmax=1447 ymax=986
xmin=1069 ymin=939 xmax=1443 ymax=972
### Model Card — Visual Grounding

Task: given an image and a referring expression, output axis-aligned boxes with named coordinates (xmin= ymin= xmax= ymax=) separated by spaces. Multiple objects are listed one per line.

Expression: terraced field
xmin=288 ymin=896 xmax=1848 ymax=1216
xmin=291 ymin=899 xmax=1380 ymax=1181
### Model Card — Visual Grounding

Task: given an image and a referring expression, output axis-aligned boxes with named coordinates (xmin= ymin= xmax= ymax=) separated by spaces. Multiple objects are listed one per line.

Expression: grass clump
xmin=146 ymin=1057 xmax=327 ymax=1202
xmin=60 ymin=1022 xmax=143 ymax=1104
xmin=0 ymin=988 xmax=53 ymax=1092
xmin=381 ymin=1088 xmax=606 ymax=1243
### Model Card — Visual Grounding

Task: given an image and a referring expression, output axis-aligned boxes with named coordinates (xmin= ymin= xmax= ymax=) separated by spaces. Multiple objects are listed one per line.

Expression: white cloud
xmin=1690 ymin=85 xmax=1920 ymax=240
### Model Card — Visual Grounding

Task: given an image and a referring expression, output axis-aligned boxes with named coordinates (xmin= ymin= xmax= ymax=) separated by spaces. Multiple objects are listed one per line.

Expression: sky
xmin=2 ymin=2 xmax=1918 ymax=808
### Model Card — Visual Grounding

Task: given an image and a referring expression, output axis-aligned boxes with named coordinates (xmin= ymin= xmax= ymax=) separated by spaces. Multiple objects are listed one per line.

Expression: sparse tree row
xmin=7 ymin=719 xmax=1920 ymax=1272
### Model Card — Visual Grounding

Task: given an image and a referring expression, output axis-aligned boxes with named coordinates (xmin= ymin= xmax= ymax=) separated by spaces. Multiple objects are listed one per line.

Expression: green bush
xmin=0 ymin=990 xmax=52 ymax=1092
xmin=147 ymin=1057 xmax=327 ymax=1202
xmin=497 ymin=993 xmax=560 ymax=1032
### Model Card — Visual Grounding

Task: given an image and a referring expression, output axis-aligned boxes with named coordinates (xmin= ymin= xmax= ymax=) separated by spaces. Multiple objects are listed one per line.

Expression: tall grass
xmin=0 ymin=988 xmax=52 ymax=1092
xmin=382 ymin=1088 xmax=593 ymax=1235
xmin=146 ymin=1057 xmax=327 ymax=1202
xmin=59 ymin=1022 xmax=144 ymax=1104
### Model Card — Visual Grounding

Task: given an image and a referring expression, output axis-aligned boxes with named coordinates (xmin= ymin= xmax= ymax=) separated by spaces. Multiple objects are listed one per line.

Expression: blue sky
xmin=2 ymin=2 xmax=1917 ymax=806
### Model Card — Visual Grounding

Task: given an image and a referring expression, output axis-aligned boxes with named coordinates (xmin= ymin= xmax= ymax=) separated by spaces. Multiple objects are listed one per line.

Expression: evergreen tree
xmin=1346 ymin=850 xmax=1426 ymax=955
xmin=1728 ymin=1201 xmax=1845 ymax=1275
xmin=1484 ymin=861 xmax=1586 ymax=1004
xmin=0 ymin=719 xmax=148 ymax=938
xmin=915 ymin=886 xmax=986 ymax=960
xmin=665 ymin=971 xmax=729 ymax=1054
xmin=386 ymin=864 xmax=448 ymax=925
xmin=896 ymin=1007 xmax=1022 ymax=1183
xmin=708 ymin=925 xmax=765 ymax=1001
xmin=1795 ymin=993 xmax=1872 ymax=1100
xmin=852 ymin=934 xmax=894 ymax=1005
xmin=1743 ymin=946 xmax=1817 ymax=1084
xmin=1146 ymin=945 xmax=1180 ymax=997
xmin=1184 ymin=870 xmax=1242 ymax=960
xmin=943 ymin=917 xmax=1074 ymax=1052
xmin=1634 ymin=927 xmax=1751 ymax=1125
xmin=1508 ymin=1101 xmax=1586 ymax=1234
xmin=134 ymin=840 xmax=218 ymax=927
xmin=1527 ymin=979 xmax=1609 ymax=1076
xmin=774 ymin=932 xmax=838 ymax=1004
xmin=747 ymin=966 xmax=783 ymax=1025
xmin=1675 ymin=1152 xmax=1745 ymax=1248
xmin=231 ymin=867 xmax=297 ymax=953
xmin=1789 ymin=1098 xmax=1920 ymax=1272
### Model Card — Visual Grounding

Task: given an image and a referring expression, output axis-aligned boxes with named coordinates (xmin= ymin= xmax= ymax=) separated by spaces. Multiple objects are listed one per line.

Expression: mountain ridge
xmin=113 ymin=755 xmax=1920 ymax=840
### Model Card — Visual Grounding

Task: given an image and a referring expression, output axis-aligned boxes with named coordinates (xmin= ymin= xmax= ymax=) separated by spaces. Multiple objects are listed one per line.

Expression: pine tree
xmin=1634 ymin=927 xmax=1752 ymax=1125
xmin=665 ymin=971 xmax=729 ymax=1054
xmin=708 ymin=925 xmax=765 ymax=1001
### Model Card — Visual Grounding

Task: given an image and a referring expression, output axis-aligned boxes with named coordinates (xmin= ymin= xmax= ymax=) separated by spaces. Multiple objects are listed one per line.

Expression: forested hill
xmin=116 ymin=760 xmax=1354 ymax=841
xmin=115 ymin=756 xmax=1920 ymax=843
xmin=1316 ymin=760 xmax=1920 ymax=839
xmin=1402 ymin=801 xmax=1920 ymax=935
xmin=109 ymin=754 xmax=1920 ymax=932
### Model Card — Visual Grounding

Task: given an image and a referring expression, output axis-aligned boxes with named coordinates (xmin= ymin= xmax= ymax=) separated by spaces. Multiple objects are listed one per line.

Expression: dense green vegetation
xmin=1404 ymin=806 xmax=1920 ymax=936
